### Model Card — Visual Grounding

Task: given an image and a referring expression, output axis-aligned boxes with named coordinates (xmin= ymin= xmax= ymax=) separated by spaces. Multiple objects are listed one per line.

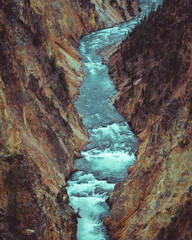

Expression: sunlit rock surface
xmin=104 ymin=0 xmax=192 ymax=239
xmin=0 ymin=0 xmax=139 ymax=239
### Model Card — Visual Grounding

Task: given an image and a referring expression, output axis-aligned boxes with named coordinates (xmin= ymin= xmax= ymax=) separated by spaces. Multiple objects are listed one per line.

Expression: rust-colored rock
xmin=0 ymin=0 xmax=139 ymax=239
xmin=104 ymin=0 xmax=192 ymax=239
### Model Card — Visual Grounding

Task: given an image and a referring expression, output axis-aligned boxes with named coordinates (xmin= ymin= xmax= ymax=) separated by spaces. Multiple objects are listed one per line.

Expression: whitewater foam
xmin=67 ymin=1 xmax=161 ymax=239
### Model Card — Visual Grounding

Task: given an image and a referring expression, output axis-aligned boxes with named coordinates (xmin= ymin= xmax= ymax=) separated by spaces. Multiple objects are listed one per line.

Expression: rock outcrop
xmin=0 ymin=0 xmax=139 ymax=239
xmin=104 ymin=0 xmax=192 ymax=239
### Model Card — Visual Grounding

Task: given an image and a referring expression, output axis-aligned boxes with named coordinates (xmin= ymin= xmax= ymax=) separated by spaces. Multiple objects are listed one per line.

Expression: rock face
xmin=0 ymin=0 xmax=139 ymax=239
xmin=104 ymin=0 xmax=192 ymax=239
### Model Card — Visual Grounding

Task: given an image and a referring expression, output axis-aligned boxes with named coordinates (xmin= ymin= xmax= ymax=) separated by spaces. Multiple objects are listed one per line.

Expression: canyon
xmin=103 ymin=0 xmax=192 ymax=239
xmin=0 ymin=0 xmax=191 ymax=239
xmin=0 ymin=0 xmax=140 ymax=239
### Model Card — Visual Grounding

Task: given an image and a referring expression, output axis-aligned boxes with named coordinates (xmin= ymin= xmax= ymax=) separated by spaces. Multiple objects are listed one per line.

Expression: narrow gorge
xmin=0 ymin=0 xmax=139 ymax=239
xmin=67 ymin=1 xmax=153 ymax=239
xmin=0 ymin=0 xmax=191 ymax=239
xmin=104 ymin=0 xmax=192 ymax=239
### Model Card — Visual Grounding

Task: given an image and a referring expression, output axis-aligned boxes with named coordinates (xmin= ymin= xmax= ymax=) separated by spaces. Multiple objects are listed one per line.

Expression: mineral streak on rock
xmin=104 ymin=0 xmax=192 ymax=239
xmin=0 ymin=0 xmax=139 ymax=239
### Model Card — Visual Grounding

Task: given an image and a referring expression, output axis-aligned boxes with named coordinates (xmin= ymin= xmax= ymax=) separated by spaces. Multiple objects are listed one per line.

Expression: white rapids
xmin=67 ymin=1 xmax=160 ymax=239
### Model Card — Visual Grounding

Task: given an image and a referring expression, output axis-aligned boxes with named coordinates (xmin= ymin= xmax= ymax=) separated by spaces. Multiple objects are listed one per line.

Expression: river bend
xmin=67 ymin=1 xmax=158 ymax=239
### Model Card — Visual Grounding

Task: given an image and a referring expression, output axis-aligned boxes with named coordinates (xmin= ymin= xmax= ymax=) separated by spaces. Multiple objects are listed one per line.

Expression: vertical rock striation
xmin=104 ymin=0 xmax=192 ymax=239
xmin=0 ymin=0 xmax=139 ymax=239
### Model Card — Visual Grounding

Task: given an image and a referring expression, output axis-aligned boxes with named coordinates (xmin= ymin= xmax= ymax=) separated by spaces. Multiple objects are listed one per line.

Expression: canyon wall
xmin=0 ymin=0 xmax=140 ymax=239
xmin=104 ymin=0 xmax=192 ymax=239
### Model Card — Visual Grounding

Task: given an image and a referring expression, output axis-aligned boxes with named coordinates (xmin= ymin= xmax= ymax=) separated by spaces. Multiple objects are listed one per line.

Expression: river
xmin=67 ymin=1 xmax=159 ymax=239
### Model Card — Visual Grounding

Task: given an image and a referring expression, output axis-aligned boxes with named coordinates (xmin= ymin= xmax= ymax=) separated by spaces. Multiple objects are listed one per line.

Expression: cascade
xmin=67 ymin=1 xmax=160 ymax=239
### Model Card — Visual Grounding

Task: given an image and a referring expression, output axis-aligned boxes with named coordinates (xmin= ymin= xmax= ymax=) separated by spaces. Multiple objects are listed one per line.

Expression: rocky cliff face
xmin=104 ymin=0 xmax=192 ymax=239
xmin=0 ymin=0 xmax=139 ymax=239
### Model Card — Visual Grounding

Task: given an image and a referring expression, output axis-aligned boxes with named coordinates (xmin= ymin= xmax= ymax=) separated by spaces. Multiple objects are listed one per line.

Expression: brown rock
xmin=0 ymin=0 xmax=140 ymax=239
xmin=104 ymin=0 xmax=192 ymax=239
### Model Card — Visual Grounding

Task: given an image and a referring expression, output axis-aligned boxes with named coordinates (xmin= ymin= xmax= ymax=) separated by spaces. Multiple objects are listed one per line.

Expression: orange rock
xmin=0 ymin=0 xmax=139 ymax=239
xmin=104 ymin=0 xmax=192 ymax=239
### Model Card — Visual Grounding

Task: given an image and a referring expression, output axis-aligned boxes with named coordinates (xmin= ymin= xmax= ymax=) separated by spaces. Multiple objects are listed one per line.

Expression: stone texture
xmin=104 ymin=0 xmax=192 ymax=239
xmin=0 ymin=0 xmax=139 ymax=239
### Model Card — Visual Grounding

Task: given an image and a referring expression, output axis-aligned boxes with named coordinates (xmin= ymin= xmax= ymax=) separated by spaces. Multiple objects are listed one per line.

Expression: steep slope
xmin=104 ymin=0 xmax=192 ymax=239
xmin=0 ymin=0 xmax=140 ymax=239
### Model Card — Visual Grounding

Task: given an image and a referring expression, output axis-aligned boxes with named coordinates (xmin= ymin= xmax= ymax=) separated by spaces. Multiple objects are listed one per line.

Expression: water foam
xmin=67 ymin=1 xmax=161 ymax=239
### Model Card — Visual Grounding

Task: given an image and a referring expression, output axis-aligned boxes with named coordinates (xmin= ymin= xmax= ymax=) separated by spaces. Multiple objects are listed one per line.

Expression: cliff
xmin=104 ymin=0 xmax=192 ymax=239
xmin=0 ymin=0 xmax=140 ymax=239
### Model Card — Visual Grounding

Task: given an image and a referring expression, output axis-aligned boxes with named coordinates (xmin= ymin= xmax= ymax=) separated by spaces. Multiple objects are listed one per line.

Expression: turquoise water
xmin=67 ymin=1 xmax=160 ymax=239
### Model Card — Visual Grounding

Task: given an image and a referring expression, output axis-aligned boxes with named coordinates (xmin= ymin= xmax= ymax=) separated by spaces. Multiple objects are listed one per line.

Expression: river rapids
xmin=67 ymin=1 xmax=160 ymax=239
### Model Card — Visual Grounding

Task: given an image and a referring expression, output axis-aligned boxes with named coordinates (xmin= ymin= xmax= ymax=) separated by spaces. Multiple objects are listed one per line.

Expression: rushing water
xmin=67 ymin=1 xmax=159 ymax=239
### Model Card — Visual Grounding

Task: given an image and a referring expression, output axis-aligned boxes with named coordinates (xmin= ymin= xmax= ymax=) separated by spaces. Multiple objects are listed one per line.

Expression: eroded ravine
xmin=67 ymin=1 xmax=156 ymax=239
